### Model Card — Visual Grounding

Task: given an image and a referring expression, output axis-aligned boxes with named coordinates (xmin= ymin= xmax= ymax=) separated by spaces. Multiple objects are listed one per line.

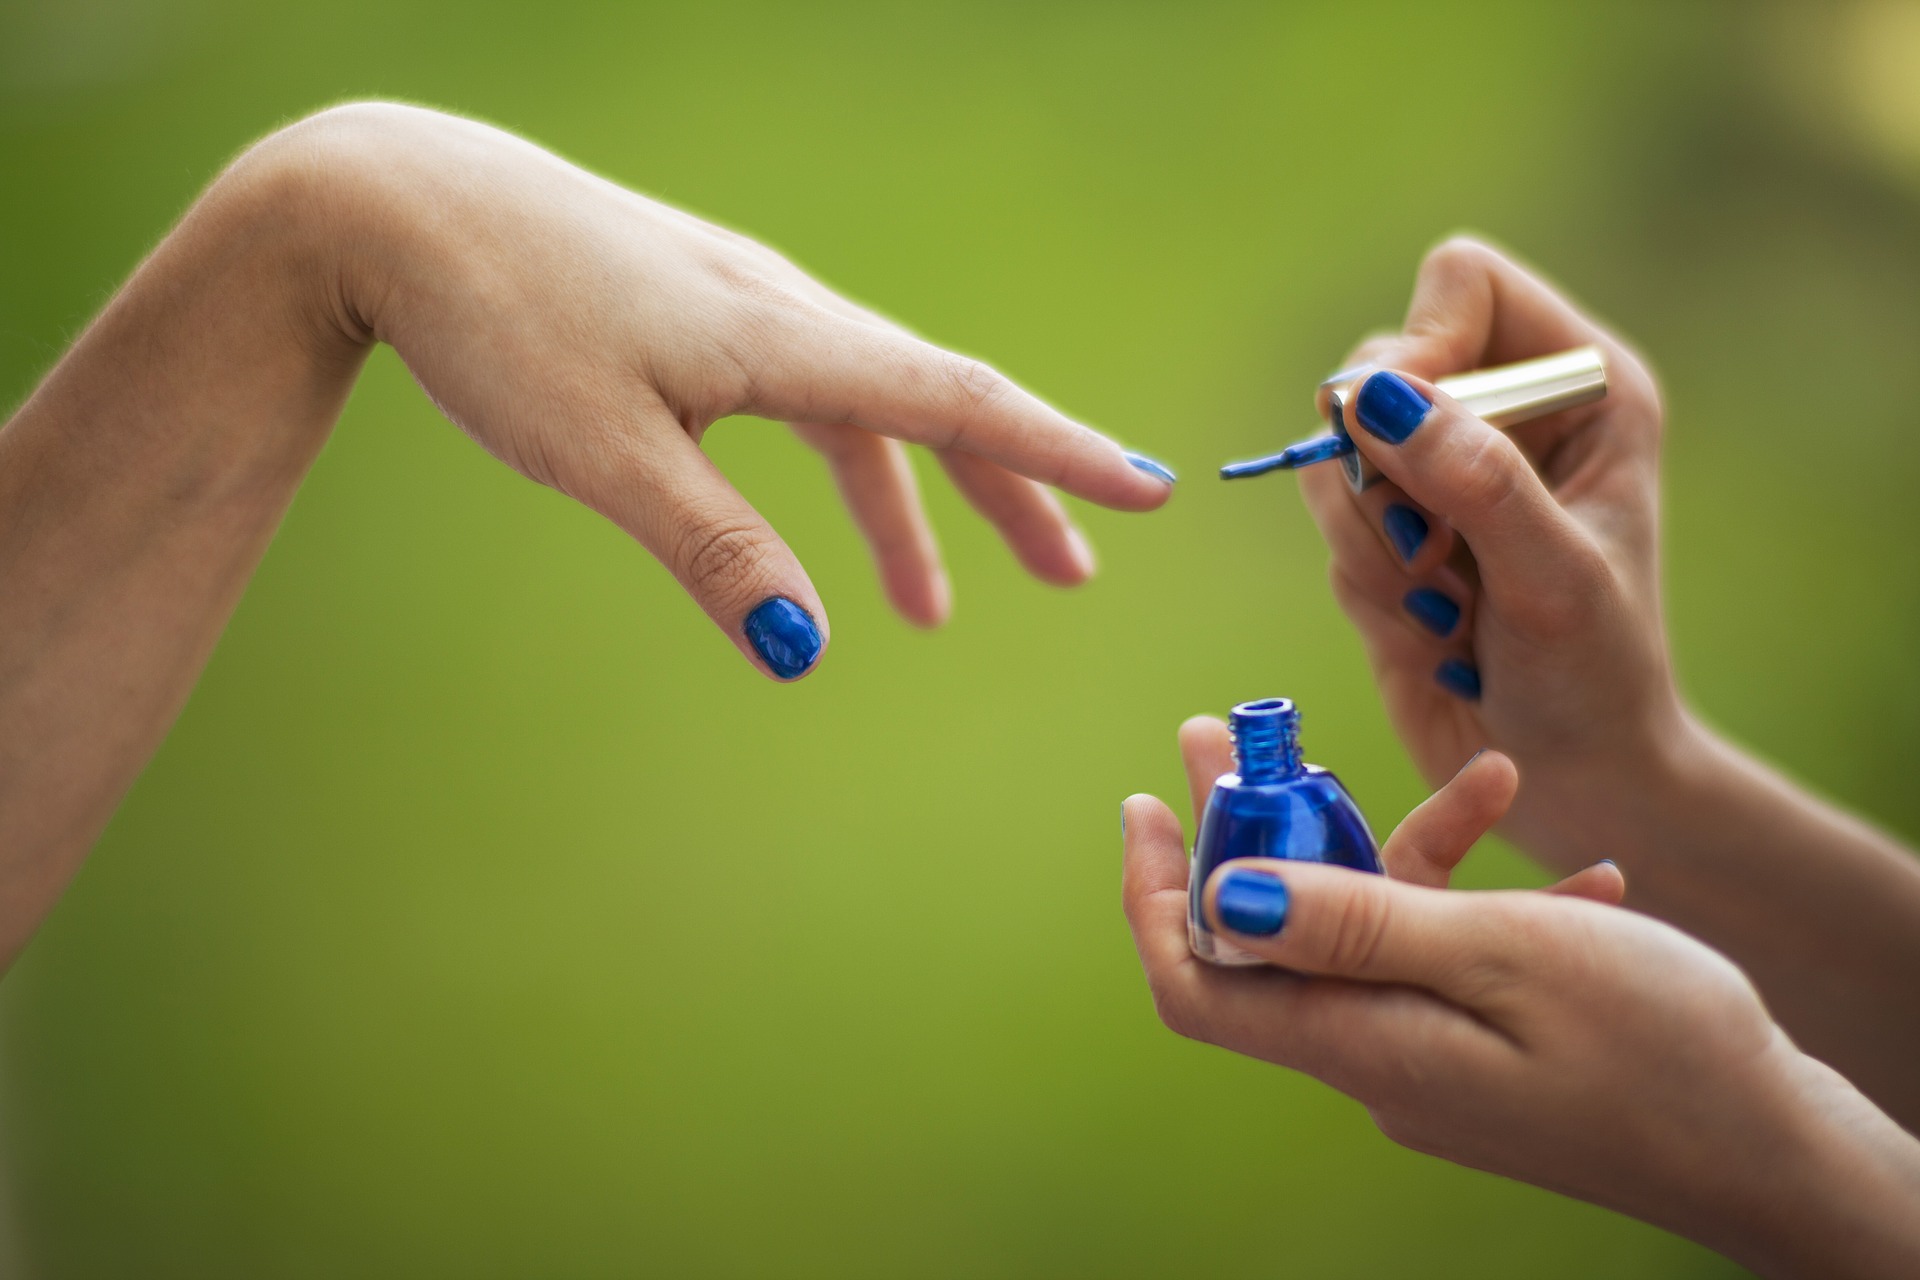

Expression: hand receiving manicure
xmin=302 ymin=105 xmax=1177 ymax=682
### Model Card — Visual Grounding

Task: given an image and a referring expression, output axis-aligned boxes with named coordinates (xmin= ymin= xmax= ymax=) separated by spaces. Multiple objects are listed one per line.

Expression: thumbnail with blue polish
xmin=1189 ymin=698 xmax=1382 ymax=966
xmin=743 ymin=597 xmax=822 ymax=680
xmin=1435 ymin=658 xmax=1482 ymax=701
xmin=1215 ymin=868 xmax=1289 ymax=937
xmin=1123 ymin=451 xmax=1177 ymax=484
xmin=1403 ymin=587 xmax=1461 ymax=638
xmin=1383 ymin=504 xmax=1428 ymax=561
xmin=1355 ymin=371 xmax=1432 ymax=444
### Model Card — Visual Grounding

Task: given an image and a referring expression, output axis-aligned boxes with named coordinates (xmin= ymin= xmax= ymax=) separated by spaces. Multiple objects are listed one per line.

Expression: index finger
xmin=1397 ymin=236 xmax=1613 ymax=377
xmin=1178 ymin=715 xmax=1234 ymax=826
xmin=751 ymin=303 xmax=1177 ymax=511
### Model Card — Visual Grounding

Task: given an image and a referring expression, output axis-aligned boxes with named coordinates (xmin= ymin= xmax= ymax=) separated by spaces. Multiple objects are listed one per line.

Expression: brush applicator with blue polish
xmin=1218 ymin=432 xmax=1355 ymax=478
xmin=1220 ymin=345 xmax=1609 ymax=491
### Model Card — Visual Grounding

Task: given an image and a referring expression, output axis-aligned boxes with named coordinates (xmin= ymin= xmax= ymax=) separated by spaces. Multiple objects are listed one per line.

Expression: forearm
xmin=0 ymin=126 xmax=370 ymax=967
xmin=1721 ymin=1050 xmax=1920 ymax=1279
xmin=1529 ymin=717 xmax=1920 ymax=1130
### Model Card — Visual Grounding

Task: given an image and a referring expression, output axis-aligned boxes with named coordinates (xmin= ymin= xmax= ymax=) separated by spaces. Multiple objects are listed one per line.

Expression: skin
xmin=0 ymin=102 xmax=1173 ymax=969
xmin=1299 ymin=237 xmax=1920 ymax=1130
xmin=1120 ymin=238 xmax=1920 ymax=1273
xmin=1122 ymin=737 xmax=1920 ymax=1279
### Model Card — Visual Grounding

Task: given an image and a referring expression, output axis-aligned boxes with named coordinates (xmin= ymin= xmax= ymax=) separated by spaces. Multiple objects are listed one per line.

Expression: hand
xmin=1294 ymin=239 xmax=1920 ymax=1127
xmin=1121 ymin=731 xmax=1920 ymax=1278
xmin=1170 ymin=714 xmax=1619 ymax=895
xmin=1296 ymin=236 xmax=1679 ymax=865
xmin=280 ymin=104 xmax=1176 ymax=679
xmin=0 ymin=101 xmax=1179 ymax=964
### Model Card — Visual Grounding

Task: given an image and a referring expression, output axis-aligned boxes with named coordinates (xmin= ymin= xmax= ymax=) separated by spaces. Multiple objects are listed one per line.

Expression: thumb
xmin=1201 ymin=860 xmax=1520 ymax=1001
xmin=560 ymin=406 xmax=829 ymax=682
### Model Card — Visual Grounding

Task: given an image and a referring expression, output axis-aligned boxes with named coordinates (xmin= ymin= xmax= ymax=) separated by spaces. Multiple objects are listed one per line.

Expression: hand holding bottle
xmin=1121 ymin=737 xmax=1920 ymax=1279
xmin=1296 ymin=237 xmax=1920 ymax=1129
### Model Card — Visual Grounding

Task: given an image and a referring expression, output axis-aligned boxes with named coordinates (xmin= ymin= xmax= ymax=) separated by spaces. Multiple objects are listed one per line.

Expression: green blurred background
xmin=3 ymin=0 xmax=1918 ymax=1275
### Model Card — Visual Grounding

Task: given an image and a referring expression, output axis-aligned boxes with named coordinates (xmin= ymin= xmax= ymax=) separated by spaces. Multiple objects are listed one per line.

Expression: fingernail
xmin=1403 ymin=587 xmax=1461 ymax=638
xmin=1355 ymin=371 xmax=1432 ymax=444
xmin=743 ymin=597 xmax=823 ymax=680
xmin=1124 ymin=451 xmax=1177 ymax=484
xmin=1598 ymin=858 xmax=1617 ymax=869
xmin=1216 ymin=867 xmax=1290 ymax=936
xmin=1119 ymin=803 xmax=1127 ymax=836
xmin=1383 ymin=504 xmax=1429 ymax=561
xmin=1434 ymin=658 xmax=1482 ymax=701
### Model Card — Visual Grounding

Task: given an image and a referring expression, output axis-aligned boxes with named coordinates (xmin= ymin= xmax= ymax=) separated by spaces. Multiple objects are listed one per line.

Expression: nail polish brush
xmin=1221 ymin=344 xmax=1609 ymax=491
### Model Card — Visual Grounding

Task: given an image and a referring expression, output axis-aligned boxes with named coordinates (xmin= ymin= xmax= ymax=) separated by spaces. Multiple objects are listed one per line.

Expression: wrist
xmin=1500 ymin=696 xmax=1728 ymax=872
xmin=222 ymin=105 xmax=425 ymax=360
xmin=245 ymin=103 xmax=523 ymax=357
xmin=1720 ymin=1049 xmax=1920 ymax=1278
xmin=5 ymin=122 xmax=374 ymax=522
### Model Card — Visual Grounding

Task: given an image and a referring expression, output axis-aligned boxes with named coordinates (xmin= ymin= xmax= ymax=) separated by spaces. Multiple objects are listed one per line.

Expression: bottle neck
xmin=1232 ymin=699 xmax=1303 ymax=784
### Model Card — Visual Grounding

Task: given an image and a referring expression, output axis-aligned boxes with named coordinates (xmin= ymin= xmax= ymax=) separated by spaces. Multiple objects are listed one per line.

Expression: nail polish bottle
xmin=1189 ymin=698 xmax=1382 ymax=966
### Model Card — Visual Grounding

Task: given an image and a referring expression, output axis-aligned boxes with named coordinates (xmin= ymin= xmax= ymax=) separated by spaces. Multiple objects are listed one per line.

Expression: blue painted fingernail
xmin=1355 ymin=371 xmax=1432 ymax=444
xmin=1599 ymin=858 xmax=1618 ymax=868
xmin=743 ymin=597 xmax=823 ymax=680
xmin=1434 ymin=658 xmax=1482 ymax=701
xmin=1124 ymin=451 xmax=1177 ymax=484
xmin=1383 ymin=504 xmax=1428 ymax=561
xmin=1215 ymin=867 xmax=1289 ymax=936
xmin=1119 ymin=804 xmax=1127 ymax=836
xmin=1404 ymin=587 xmax=1461 ymax=638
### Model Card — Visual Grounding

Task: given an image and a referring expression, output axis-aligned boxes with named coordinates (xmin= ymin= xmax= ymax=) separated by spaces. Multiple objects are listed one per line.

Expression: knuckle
xmin=1446 ymin=429 xmax=1528 ymax=521
xmin=1323 ymin=883 xmax=1393 ymax=975
xmin=1148 ymin=976 xmax=1205 ymax=1043
xmin=1451 ymin=951 xmax=1524 ymax=1005
xmin=708 ymin=253 xmax=797 ymax=307
xmin=1486 ymin=523 xmax=1612 ymax=643
xmin=1447 ymin=906 xmax=1537 ymax=1002
xmin=675 ymin=517 xmax=774 ymax=594
xmin=1422 ymin=234 xmax=1496 ymax=280
xmin=1370 ymin=1107 xmax=1443 ymax=1157
xmin=708 ymin=258 xmax=817 ymax=363
xmin=1525 ymin=544 xmax=1611 ymax=641
xmin=943 ymin=356 xmax=1011 ymax=415
xmin=1326 ymin=559 xmax=1349 ymax=598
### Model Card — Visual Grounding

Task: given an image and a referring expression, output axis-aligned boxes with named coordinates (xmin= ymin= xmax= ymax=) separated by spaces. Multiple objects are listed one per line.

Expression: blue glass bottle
xmin=1189 ymin=698 xmax=1383 ymax=965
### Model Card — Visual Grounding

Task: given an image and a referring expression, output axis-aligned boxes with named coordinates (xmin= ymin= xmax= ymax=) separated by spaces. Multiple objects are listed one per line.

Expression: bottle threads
xmin=1230 ymin=698 xmax=1302 ymax=784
